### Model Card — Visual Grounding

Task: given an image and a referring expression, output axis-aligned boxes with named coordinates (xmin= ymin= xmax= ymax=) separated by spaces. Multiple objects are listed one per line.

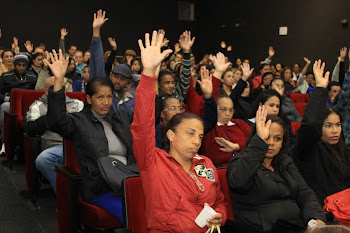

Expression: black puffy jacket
xmin=47 ymin=87 xmax=135 ymax=202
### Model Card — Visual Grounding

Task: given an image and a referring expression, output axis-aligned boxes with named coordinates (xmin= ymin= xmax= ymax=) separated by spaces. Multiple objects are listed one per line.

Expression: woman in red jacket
xmin=131 ymin=31 xmax=227 ymax=233
xmin=202 ymin=95 xmax=251 ymax=167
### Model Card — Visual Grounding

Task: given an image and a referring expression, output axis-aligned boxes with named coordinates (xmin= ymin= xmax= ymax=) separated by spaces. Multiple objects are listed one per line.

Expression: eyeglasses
xmin=188 ymin=172 xmax=205 ymax=192
xmin=217 ymin=107 xmax=235 ymax=113
xmin=162 ymin=107 xmax=185 ymax=112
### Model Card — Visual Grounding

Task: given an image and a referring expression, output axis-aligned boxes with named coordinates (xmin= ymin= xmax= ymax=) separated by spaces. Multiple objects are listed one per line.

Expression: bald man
xmin=23 ymin=77 xmax=84 ymax=193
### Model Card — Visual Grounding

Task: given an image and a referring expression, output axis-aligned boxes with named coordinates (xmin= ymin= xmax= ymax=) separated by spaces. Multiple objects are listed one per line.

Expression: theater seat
xmin=294 ymin=103 xmax=307 ymax=117
xmin=56 ymin=139 xmax=122 ymax=233
xmin=217 ymin=168 xmax=234 ymax=222
xmin=288 ymin=93 xmax=310 ymax=103
xmin=290 ymin=122 xmax=301 ymax=137
xmin=23 ymin=91 xmax=86 ymax=198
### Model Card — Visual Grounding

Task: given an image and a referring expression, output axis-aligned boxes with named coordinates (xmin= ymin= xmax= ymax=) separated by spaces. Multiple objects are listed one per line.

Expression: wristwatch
xmin=308 ymin=219 xmax=317 ymax=228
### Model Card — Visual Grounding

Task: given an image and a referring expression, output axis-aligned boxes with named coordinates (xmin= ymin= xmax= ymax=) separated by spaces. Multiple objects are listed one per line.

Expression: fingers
xmin=42 ymin=59 xmax=51 ymax=68
xmin=138 ymin=39 xmax=144 ymax=51
xmin=324 ymin=71 xmax=330 ymax=80
xmin=265 ymin=119 xmax=272 ymax=130
xmin=160 ymin=49 xmax=173 ymax=60
xmin=145 ymin=33 xmax=150 ymax=47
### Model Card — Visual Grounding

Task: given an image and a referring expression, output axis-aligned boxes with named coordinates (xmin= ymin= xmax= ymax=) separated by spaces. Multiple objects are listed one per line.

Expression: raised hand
xmin=340 ymin=47 xmax=347 ymax=61
xmin=197 ymin=68 xmax=213 ymax=99
xmin=13 ymin=37 xmax=18 ymax=47
xmin=241 ymin=63 xmax=254 ymax=81
xmin=156 ymin=29 xmax=169 ymax=48
xmin=174 ymin=43 xmax=181 ymax=54
xmin=256 ymin=105 xmax=271 ymax=141
xmin=108 ymin=37 xmax=117 ymax=50
xmin=42 ymin=51 xmax=51 ymax=70
xmin=227 ymin=45 xmax=232 ymax=52
xmin=138 ymin=30 xmax=173 ymax=77
xmin=215 ymin=137 xmax=240 ymax=152
xmin=268 ymin=46 xmax=275 ymax=59
xmin=178 ymin=30 xmax=195 ymax=53
xmin=92 ymin=9 xmax=108 ymax=37
xmin=24 ymin=40 xmax=33 ymax=53
xmin=61 ymin=28 xmax=68 ymax=39
xmin=304 ymin=57 xmax=311 ymax=65
xmin=210 ymin=52 xmax=231 ymax=74
xmin=313 ymin=59 xmax=330 ymax=88
xmin=43 ymin=49 xmax=69 ymax=91
xmin=220 ymin=41 xmax=226 ymax=49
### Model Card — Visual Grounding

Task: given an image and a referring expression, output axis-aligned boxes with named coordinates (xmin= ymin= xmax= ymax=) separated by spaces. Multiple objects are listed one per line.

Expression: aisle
xmin=0 ymin=156 xmax=58 ymax=233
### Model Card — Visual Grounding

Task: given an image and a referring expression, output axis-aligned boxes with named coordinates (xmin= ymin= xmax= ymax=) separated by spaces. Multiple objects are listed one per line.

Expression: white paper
xmin=195 ymin=205 xmax=217 ymax=228
xmin=279 ymin=26 xmax=288 ymax=36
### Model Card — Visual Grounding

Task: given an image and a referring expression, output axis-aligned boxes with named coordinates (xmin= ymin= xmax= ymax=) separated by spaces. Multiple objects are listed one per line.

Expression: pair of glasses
xmin=188 ymin=172 xmax=205 ymax=192
xmin=217 ymin=107 xmax=235 ymax=113
xmin=162 ymin=107 xmax=185 ymax=112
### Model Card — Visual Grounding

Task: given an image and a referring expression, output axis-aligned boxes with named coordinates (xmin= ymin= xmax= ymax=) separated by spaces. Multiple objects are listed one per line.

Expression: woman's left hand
xmin=207 ymin=212 xmax=222 ymax=228
xmin=215 ymin=137 xmax=239 ymax=152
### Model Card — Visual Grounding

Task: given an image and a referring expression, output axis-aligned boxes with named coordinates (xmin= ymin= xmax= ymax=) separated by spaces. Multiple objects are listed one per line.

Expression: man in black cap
xmin=0 ymin=53 xmax=37 ymax=143
xmin=89 ymin=10 xmax=135 ymax=113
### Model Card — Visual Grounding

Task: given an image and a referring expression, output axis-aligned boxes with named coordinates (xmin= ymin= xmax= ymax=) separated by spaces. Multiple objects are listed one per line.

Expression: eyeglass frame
xmin=162 ymin=106 xmax=185 ymax=112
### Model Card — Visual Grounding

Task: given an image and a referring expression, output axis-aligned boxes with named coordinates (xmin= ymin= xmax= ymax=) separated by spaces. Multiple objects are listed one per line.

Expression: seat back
xmin=123 ymin=176 xmax=147 ymax=233
xmin=123 ymin=168 xmax=234 ymax=233
xmin=288 ymin=93 xmax=310 ymax=103
xmin=294 ymin=103 xmax=307 ymax=117
xmin=66 ymin=92 xmax=87 ymax=103
xmin=291 ymin=122 xmax=301 ymax=137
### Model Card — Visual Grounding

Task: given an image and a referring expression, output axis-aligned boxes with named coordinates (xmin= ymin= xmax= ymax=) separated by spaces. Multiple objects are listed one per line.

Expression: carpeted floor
xmin=0 ymin=156 xmax=57 ymax=233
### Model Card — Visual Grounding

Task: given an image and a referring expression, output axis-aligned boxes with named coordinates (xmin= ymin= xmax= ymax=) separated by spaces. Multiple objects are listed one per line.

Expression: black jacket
xmin=230 ymin=79 xmax=254 ymax=120
xmin=293 ymin=87 xmax=350 ymax=204
xmin=227 ymin=135 xmax=325 ymax=232
xmin=0 ymin=69 xmax=37 ymax=103
xmin=46 ymin=87 xmax=135 ymax=202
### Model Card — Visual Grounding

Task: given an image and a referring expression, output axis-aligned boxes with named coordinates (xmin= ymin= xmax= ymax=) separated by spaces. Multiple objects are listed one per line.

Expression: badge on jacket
xmin=194 ymin=165 xmax=215 ymax=181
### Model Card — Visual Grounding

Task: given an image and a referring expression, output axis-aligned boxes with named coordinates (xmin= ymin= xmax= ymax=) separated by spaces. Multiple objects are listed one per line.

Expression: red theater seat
xmin=56 ymin=139 xmax=122 ymax=233
xmin=288 ymin=93 xmax=310 ymax=103
xmin=294 ymin=103 xmax=307 ymax=118
xmin=291 ymin=122 xmax=301 ymax=137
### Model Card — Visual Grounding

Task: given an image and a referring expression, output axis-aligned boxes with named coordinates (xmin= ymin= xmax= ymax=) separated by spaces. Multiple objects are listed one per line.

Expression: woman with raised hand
xmin=131 ymin=30 xmax=227 ymax=232
xmin=226 ymin=105 xmax=326 ymax=233
xmin=293 ymin=60 xmax=350 ymax=206
xmin=45 ymin=49 xmax=135 ymax=222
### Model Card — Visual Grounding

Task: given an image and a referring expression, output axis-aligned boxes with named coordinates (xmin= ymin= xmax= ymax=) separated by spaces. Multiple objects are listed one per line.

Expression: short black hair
xmin=327 ymin=81 xmax=340 ymax=91
xmin=86 ymin=77 xmax=114 ymax=97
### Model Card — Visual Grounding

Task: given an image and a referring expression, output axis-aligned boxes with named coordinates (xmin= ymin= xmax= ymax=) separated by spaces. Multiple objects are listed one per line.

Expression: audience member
xmin=73 ymin=65 xmax=89 ymax=92
xmin=226 ymin=105 xmax=326 ymax=233
xmin=327 ymin=81 xmax=341 ymax=106
xmin=46 ymin=47 xmax=135 ymax=222
xmin=24 ymin=77 xmax=84 ymax=192
xmin=131 ymin=29 xmax=227 ymax=233
xmin=293 ymin=60 xmax=350 ymax=206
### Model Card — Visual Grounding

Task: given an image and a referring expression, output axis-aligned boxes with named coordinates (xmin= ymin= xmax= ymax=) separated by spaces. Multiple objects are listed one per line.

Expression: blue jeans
xmin=35 ymin=144 xmax=63 ymax=193
xmin=90 ymin=192 xmax=123 ymax=222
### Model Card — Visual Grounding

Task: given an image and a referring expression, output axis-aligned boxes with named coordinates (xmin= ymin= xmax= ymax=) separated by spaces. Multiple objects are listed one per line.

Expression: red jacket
xmin=202 ymin=119 xmax=251 ymax=167
xmin=131 ymin=73 xmax=227 ymax=233
xmin=185 ymin=76 xmax=221 ymax=118
xmin=252 ymin=74 xmax=263 ymax=89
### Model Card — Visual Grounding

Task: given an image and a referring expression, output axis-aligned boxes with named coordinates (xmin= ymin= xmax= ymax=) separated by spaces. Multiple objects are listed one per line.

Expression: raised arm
xmin=263 ymin=46 xmax=275 ymax=64
xmin=210 ymin=52 xmax=232 ymax=100
xmin=105 ymin=37 xmax=117 ymax=75
xmin=89 ymin=9 xmax=108 ymax=79
xmin=295 ymin=60 xmax=330 ymax=155
xmin=59 ymin=28 xmax=68 ymax=56
xmin=175 ymin=30 xmax=195 ymax=102
xmin=44 ymin=49 xmax=76 ymax=138
xmin=35 ymin=52 xmax=51 ymax=90
xmin=229 ymin=63 xmax=252 ymax=103
xmin=197 ymin=68 xmax=217 ymax=133
xmin=227 ymin=106 xmax=271 ymax=192
xmin=131 ymin=31 xmax=172 ymax=169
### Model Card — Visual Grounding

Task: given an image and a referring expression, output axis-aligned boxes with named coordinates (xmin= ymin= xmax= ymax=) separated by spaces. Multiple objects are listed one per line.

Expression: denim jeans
xmin=35 ymin=144 xmax=63 ymax=193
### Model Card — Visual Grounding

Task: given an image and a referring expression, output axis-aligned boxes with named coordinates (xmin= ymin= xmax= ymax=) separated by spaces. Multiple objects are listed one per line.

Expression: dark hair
xmin=322 ymin=106 xmax=350 ymax=167
xmin=163 ymin=112 xmax=202 ymax=152
xmin=198 ymin=64 xmax=208 ymax=73
xmin=305 ymin=71 xmax=314 ymax=77
xmin=259 ymin=63 xmax=270 ymax=71
xmin=251 ymin=89 xmax=284 ymax=119
xmin=158 ymin=70 xmax=174 ymax=83
xmin=82 ymin=65 xmax=89 ymax=71
xmin=161 ymin=96 xmax=180 ymax=111
xmin=86 ymin=76 xmax=114 ymax=97
xmin=244 ymin=115 xmax=289 ymax=168
xmin=271 ymin=77 xmax=283 ymax=84
xmin=1 ymin=50 xmax=15 ymax=59
xmin=328 ymin=81 xmax=341 ymax=91
xmin=130 ymin=58 xmax=142 ymax=74
xmin=31 ymin=52 xmax=44 ymax=61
